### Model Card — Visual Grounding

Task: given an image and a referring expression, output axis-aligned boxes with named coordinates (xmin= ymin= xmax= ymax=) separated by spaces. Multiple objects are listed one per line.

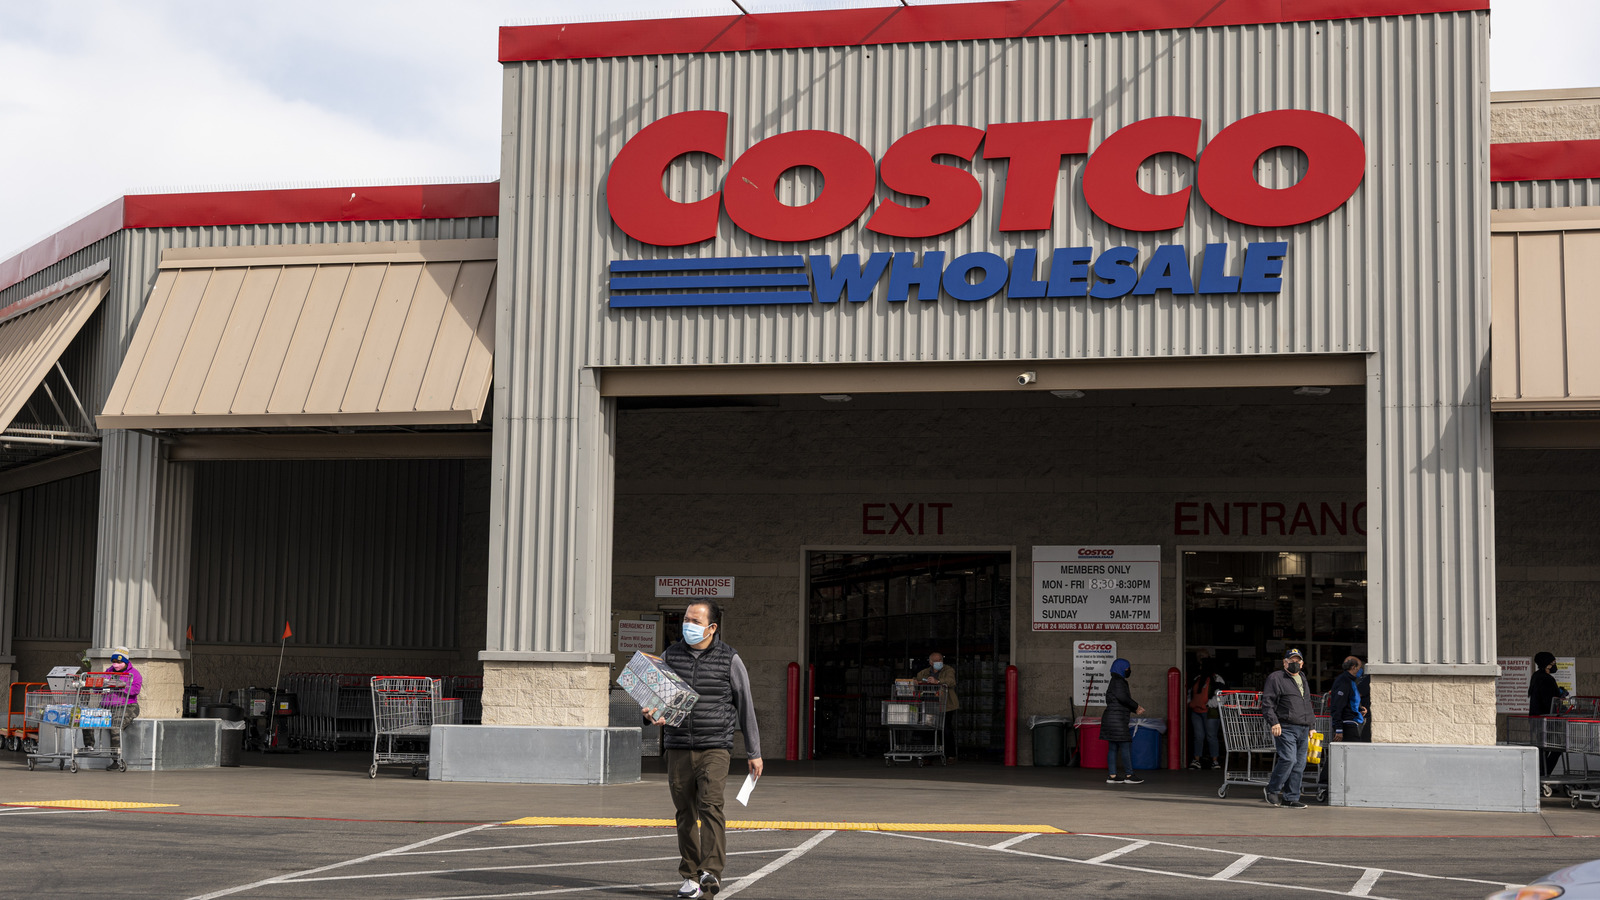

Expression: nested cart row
xmin=1216 ymin=690 xmax=1330 ymax=803
xmin=1508 ymin=713 xmax=1600 ymax=802
xmin=276 ymin=672 xmax=484 ymax=751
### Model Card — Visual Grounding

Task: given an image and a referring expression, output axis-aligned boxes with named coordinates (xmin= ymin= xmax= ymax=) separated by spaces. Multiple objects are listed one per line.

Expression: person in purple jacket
xmin=102 ymin=646 xmax=142 ymax=746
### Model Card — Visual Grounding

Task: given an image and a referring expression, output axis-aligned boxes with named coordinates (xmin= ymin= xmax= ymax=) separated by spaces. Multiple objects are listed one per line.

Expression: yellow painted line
xmin=4 ymin=800 xmax=179 ymax=810
xmin=501 ymin=816 xmax=1062 ymax=834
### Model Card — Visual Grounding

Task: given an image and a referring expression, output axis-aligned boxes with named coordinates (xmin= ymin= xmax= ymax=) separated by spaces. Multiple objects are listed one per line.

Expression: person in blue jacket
xmin=1101 ymin=658 xmax=1145 ymax=785
xmin=1328 ymin=656 xmax=1368 ymax=743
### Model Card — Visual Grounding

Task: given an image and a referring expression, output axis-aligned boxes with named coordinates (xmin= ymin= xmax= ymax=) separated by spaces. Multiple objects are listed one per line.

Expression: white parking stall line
xmin=1350 ymin=868 xmax=1384 ymax=896
xmin=1210 ymin=854 xmax=1261 ymax=880
xmin=720 ymin=830 xmax=835 ymax=898
xmin=184 ymin=823 xmax=497 ymax=900
xmin=285 ymin=847 xmax=792 ymax=884
xmin=400 ymin=880 xmax=683 ymax=900
xmin=1084 ymin=840 xmax=1149 ymax=864
xmin=0 ymin=807 xmax=105 ymax=816
xmin=1074 ymin=833 xmax=1514 ymax=888
xmin=397 ymin=831 xmax=680 ymax=855
xmin=991 ymin=832 xmax=1041 ymax=850
xmin=875 ymin=830 xmax=1411 ymax=900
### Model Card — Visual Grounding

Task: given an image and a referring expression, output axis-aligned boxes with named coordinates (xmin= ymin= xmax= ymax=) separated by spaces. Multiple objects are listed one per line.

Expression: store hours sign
xmin=1033 ymin=545 xmax=1161 ymax=632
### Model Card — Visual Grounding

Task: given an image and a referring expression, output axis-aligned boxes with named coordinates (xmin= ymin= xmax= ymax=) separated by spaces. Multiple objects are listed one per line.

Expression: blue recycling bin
xmin=1129 ymin=718 xmax=1165 ymax=770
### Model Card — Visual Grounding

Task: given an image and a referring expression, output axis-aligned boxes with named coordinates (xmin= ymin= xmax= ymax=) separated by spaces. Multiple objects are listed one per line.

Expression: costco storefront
xmin=485 ymin=0 xmax=1510 ymax=795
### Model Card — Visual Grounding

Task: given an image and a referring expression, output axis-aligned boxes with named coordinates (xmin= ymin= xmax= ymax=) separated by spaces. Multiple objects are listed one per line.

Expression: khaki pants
xmin=667 ymin=748 xmax=731 ymax=881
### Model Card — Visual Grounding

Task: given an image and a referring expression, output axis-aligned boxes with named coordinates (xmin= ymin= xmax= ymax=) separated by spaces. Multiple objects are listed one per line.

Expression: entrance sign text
xmin=1033 ymin=545 xmax=1161 ymax=632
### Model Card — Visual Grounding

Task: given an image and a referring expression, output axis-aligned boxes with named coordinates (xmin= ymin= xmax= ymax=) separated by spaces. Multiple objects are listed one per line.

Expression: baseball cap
xmin=1285 ymin=648 xmax=1304 ymax=659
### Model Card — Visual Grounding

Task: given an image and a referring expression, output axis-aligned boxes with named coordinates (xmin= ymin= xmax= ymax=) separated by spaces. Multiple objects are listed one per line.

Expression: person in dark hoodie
xmin=1529 ymin=651 xmax=1569 ymax=776
xmin=1261 ymin=648 xmax=1316 ymax=809
xmin=1101 ymin=658 xmax=1145 ymax=785
xmin=1328 ymin=656 xmax=1368 ymax=744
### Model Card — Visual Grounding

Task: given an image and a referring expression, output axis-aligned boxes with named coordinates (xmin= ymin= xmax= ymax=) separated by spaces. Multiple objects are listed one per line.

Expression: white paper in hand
xmin=735 ymin=772 xmax=758 ymax=807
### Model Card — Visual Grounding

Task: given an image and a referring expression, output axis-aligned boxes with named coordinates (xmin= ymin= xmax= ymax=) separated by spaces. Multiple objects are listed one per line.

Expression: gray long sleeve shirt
xmin=687 ymin=644 xmax=763 ymax=758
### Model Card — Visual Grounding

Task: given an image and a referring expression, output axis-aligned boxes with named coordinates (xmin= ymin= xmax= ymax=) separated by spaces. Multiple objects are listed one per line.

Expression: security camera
xmin=1017 ymin=371 xmax=1037 ymax=386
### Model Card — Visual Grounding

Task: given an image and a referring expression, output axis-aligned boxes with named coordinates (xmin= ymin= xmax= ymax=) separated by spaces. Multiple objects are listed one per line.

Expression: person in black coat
xmin=1529 ymin=651 xmax=1569 ymax=777
xmin=1101 ymin=658 xmax=1144 ymax=785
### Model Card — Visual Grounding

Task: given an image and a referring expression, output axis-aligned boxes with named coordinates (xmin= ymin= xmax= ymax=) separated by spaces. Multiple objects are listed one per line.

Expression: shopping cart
xmin=23 ymin=673 xmax=132 ymax=773
xmin=1216 ymin=691 xmax=1273 ymax=798
xmin=1564 ymin=720 xmax=1600 ymax=809
xmin=5 ymin=682 xmax=44 ymax=753
xmin=1544 ymin=717 xmax=1598 ymax=797
xmin=369 ymin=676 xmax=462 ymax=778
xmin=883 ymin=683 xmax=947 ymax=767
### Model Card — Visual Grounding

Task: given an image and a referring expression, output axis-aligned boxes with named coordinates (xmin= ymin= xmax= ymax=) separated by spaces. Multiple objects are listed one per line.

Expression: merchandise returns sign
xmin=655 ymin=576 xmax=734 ymax=598
xmin=1033 ymin=545 xmax=1161 ymax=632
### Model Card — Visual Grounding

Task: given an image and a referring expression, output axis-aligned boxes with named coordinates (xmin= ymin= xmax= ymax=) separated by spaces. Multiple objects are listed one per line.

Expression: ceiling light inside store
xmin=819 ymin=394 xmax=853 ymax=402
xmin=1293 ymin=386 xmax=1332 ymax=396
xmin=1050 ymin=389 xmax=1086 ymax=399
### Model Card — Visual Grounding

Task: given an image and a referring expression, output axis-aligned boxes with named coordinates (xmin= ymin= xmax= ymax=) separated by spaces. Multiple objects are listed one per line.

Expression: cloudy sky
xmin=2 ymin=0 xmax=1596 ymax=259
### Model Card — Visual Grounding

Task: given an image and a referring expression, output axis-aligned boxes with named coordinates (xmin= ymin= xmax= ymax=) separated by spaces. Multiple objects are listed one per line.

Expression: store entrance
xmin=807 ymin=551 xmax=1011 ymax=761
xmin=1182 ymin=550 xmax=1368 ymax=694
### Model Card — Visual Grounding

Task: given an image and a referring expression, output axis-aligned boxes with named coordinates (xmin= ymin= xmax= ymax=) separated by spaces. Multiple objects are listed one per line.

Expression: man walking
xmin=1262 ymin=648 xmax=1315 ymax=809
xmin=647 ymin=601 xmax=762 ymax=899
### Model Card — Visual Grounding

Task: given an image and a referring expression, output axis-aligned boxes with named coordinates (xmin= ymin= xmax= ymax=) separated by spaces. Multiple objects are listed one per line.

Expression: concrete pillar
xmin=92 ymin=430 xmax=192 ymax=719
xmin=481 ymin=363 xmax=617 ymax=726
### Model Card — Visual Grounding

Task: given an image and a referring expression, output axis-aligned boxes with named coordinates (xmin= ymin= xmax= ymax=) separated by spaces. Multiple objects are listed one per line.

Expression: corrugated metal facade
xmin=1489 ymin=224 xmax=1600 ymax=409
xmin=1493 ymin=179 xmax=1600 ymax=210
xmin=13 ymin=471 xmax=99 ymax=641
xmin=190 ymin=459 xmax=462 ymax=648
xmin=499 ymin=12 xmax=1495 ymax=668
xmin=93 ymin=217 xmax=495 ymax=656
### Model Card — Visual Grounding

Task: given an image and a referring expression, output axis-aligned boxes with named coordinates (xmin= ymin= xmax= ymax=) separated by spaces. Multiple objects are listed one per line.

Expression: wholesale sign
xmin=1033 ymin=545 xmax=1161 ymax=632
xmin=605 ymin=109 xmax=1365 ymax=308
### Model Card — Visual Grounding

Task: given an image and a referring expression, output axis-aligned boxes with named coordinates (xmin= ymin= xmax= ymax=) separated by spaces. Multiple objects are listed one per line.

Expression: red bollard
xmin=785 ymin=662 xmax=800 ymax=761
xmin=806 ymin=663 xmax=817 ymax=761
xmin=1167 ymin=666 xmax=1182 ymax=770
xmin=1004 ymin=664 xmax=1019 ymax=766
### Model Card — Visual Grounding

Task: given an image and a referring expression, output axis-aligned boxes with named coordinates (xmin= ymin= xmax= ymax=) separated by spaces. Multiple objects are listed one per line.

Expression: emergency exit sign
xmin=1033 ymin=545 xmax=1161 ymax=632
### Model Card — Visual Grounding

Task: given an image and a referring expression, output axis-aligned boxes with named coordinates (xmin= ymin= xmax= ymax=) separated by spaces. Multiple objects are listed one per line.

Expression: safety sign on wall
xmin=618 ymin=620 xmax=659 ymax=653
xmin=1032 ymin=545 xmax=1161 ymax=631
xmin=1074 ymin=640 xmax=1117 ymax=708
xmin=1496 ymin=656 xmax=1577 ymax=714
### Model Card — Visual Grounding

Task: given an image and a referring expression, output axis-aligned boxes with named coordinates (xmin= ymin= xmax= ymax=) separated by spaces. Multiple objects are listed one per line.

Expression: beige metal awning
xmin=98 ymin=240 xmax=496 ymax=429
xmin=1491 ymin=207 xmax=1600 ymax=411
xmin=0 ymin=275 xmax=107 ymax=433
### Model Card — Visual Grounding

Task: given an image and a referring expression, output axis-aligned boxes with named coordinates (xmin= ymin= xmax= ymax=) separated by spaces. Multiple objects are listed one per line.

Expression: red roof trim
xmin=1491 ymin=140 xmax=1600 ymax=183
xmin=500 ymin=0 xmax=1489 ymax=62
xmin=0 ymin=182 xmax=499 ymax=294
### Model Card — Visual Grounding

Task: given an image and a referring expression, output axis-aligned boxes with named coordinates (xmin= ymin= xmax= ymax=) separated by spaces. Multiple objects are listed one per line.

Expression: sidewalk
xmin=3 ymin=752 xmax=1594 ymax=837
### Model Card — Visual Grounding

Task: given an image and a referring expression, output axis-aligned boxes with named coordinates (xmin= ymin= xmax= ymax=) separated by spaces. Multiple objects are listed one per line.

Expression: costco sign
xmin=604 ymin=110 xmax=1365 ymax=308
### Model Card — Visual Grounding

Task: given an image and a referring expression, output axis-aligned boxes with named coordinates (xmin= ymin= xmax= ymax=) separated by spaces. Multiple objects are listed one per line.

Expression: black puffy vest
xmin=661 ymin=638 xmax=738 ymax=750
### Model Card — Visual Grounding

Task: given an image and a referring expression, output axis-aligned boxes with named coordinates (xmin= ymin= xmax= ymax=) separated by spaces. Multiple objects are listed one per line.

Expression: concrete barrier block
xmin=124 ymin=718 xmax=221 ymax=770
xmin=429 ymin=726 xmax=642 ymax=784
xmin=1327 ymin=742 xmax=1539 ymax=812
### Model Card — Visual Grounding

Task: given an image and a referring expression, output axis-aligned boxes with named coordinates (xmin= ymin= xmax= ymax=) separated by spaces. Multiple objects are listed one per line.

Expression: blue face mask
xmin=931 ymin=661 xmax=943 ymax=671
xmin=683 ymin=622 xmax=709 ymax=644
xmin=1353 ymin=668 xmax=1363 ymax=678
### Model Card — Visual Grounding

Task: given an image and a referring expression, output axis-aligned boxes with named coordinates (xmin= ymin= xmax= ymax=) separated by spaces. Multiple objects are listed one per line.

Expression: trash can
xmin=1075 ymin=716 xmax=1107 ymax=768
xmin=218 ymin=720 xmax=245 ymax=767
xmin=1129 ymin=716 xmax=1167 ymax=770
xmin=1029 ymin=715 xmax=1070 ymax=766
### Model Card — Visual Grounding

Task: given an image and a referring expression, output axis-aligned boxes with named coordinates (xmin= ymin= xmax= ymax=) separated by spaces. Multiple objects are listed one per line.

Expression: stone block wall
xmin=1368 ymin=675 xmax=1496 ymax=745
xmin=483 ymin=661 xmax=611 ymax=726
xmin=1492 ymin=90 xmax=1600 ymax=142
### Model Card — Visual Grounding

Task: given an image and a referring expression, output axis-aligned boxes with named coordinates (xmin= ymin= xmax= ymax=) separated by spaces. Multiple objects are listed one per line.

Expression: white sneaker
xmin=675 ymin=879 xmax=703 ymax=899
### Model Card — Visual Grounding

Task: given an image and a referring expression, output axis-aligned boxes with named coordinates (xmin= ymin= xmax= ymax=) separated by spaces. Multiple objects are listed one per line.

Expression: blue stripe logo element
xmin=608 ymin=256 xmax=812 ymax=307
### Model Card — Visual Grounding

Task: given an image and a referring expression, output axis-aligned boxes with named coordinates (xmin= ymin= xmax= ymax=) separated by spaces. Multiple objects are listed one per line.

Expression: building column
xmin=92 ymin=430 xmax=192 ymax=719
xmin=1365 ymin=331 xmax=1498 ymax=745
xmin=0 ymin=494 xmax=17 ymax=690
xmin=482 ymin=367 xmax=616 ymax=726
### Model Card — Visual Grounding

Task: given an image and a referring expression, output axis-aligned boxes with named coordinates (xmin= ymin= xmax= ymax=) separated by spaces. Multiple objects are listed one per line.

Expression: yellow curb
xmin=4 ymin=800 xmax=180 ymax=810
xmin=501 ymin=816 xmax=1063 ymax=834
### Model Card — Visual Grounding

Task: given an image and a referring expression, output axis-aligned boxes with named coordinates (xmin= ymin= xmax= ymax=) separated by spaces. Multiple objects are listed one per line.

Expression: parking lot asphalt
xmin=2 ymin=750 xmax=1598 ymax=898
